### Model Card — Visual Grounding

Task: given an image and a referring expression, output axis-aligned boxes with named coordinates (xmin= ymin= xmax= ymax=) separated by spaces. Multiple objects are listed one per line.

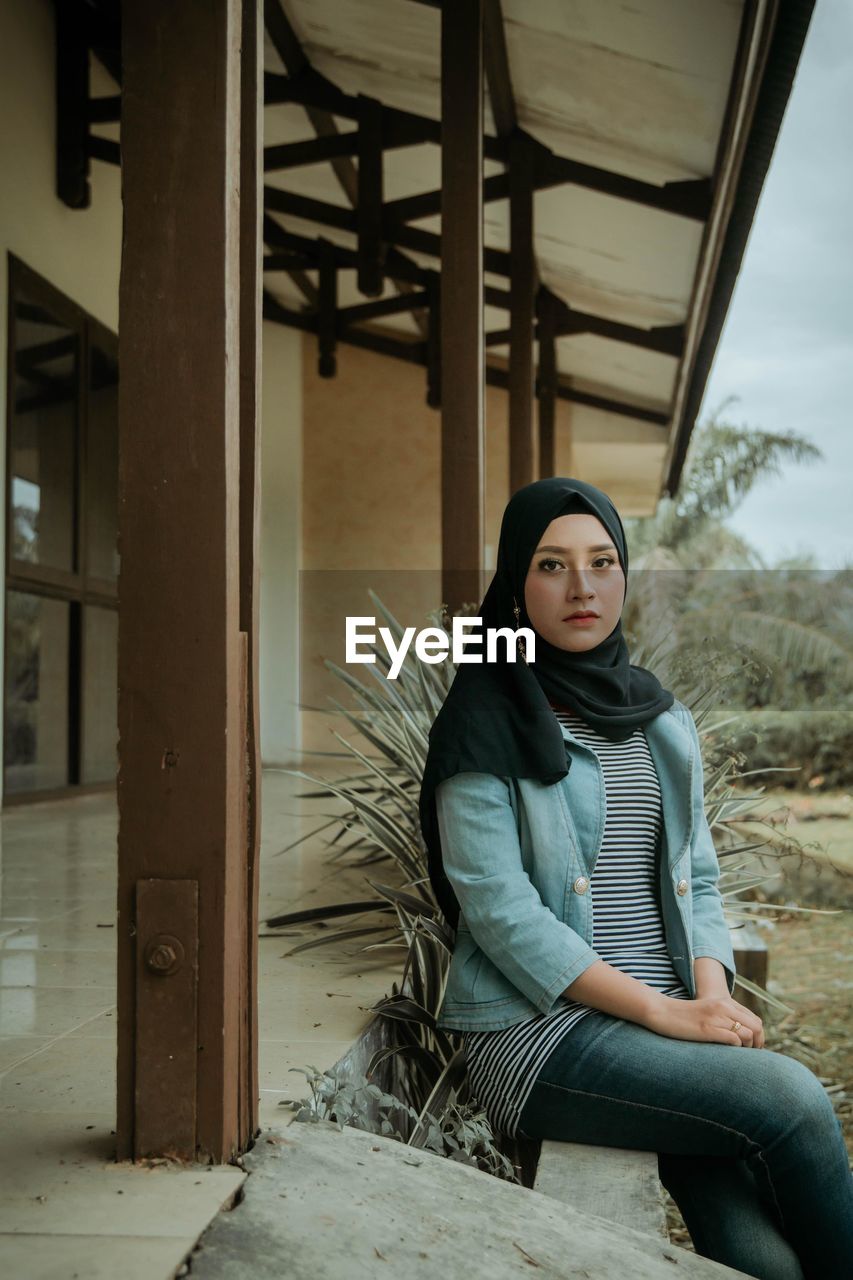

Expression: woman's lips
xmin=564 ymin=614 xmax=598 ymax=624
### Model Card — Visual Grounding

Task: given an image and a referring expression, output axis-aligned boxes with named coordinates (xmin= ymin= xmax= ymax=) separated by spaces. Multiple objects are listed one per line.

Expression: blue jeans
xmin=516 ymin=1010 xmax=853 ymax=1280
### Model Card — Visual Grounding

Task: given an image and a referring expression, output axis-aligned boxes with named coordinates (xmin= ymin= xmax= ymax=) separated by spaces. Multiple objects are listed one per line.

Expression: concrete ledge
xmin=730 ymin=922 xmax=769 ymax=1016
xmin=324 ymin=1010 xmax=668 ymax=1222
xmin=534 ymin=1139 xmax=668 ymax=1237
xmin=189 ymin=1117 xmax=750 ymax=1279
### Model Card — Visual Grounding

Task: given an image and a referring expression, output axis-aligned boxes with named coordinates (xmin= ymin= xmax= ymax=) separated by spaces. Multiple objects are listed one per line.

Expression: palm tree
xmin=625 ymin=395 xmax=823 ymax=570
xmin=621 ymin=397 xmax=853 ymax=706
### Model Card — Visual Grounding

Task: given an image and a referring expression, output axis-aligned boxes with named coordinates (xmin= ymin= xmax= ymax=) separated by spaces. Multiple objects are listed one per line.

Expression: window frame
xmin=3 ymin=254 xmax=118 ymax=804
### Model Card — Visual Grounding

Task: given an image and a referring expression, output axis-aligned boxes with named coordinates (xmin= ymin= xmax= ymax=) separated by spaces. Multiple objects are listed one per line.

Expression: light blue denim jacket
xmin=434 ymin=698 xmax=737 ymax=1031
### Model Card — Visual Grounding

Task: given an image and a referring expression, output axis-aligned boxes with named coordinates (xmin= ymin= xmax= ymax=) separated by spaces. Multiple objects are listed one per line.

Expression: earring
xmin=512 ymin=595 xmax=528 ymax=666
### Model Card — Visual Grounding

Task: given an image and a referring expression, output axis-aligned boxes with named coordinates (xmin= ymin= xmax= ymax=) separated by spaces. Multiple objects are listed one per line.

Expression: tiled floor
xmin=0 ymin=767 xmax=401 ymax=1278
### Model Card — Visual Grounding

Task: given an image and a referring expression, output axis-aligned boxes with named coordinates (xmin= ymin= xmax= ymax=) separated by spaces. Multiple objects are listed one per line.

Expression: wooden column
xmin=440 ymin=0 xmax=485 ymax=615
xmin=426 ymin=270 xmax=441 ymax=410
xmin=54 ymin=0 xmax=90 ymax=208
xmin=508 ymin=131 xmax=535 ymax=494
xmin=357 ymin=94 xmax=384 ymax=298
xmin=317 ymin=238 xmax=338 ymax=377
xmin=117 ymin=0 xmax=260 ymax=1163
xmin=238 ymin=0 xmax=263 ymax=1153
xmin=537 ymin=289 xmax=556 ymax=479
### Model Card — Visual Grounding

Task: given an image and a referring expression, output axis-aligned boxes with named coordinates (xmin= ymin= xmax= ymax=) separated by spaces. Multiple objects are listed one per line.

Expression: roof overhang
xmin=62 ymin=0 xmax=816 ymax=510
xmin=260 ymin=0 xmax=814 ymax=506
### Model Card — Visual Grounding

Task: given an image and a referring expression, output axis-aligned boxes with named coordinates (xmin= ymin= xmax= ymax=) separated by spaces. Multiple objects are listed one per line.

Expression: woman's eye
xmin=537 ymin=556 xmax=615 ymax=572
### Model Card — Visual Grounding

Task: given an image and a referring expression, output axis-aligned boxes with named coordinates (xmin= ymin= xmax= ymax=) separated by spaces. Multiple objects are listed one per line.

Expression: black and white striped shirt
xmin=459 ymin=705 xmax=691 ymax=1138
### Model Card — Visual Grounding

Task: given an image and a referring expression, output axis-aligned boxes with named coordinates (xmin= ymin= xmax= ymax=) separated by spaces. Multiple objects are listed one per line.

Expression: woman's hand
xmin=646 ymin=992 xmax=765 ymax=1048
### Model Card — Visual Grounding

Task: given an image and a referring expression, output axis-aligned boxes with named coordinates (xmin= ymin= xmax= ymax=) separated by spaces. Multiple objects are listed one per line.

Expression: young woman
xmin=418 ymin=477 xmax=853 ymax=1280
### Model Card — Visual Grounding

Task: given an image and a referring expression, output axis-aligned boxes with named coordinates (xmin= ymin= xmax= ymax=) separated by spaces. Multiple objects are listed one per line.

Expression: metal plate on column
xmin=135 ymin=878 xmax=199 ymax=1160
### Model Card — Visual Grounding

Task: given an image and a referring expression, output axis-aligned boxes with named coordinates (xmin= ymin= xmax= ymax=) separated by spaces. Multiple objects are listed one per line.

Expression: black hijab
xmin=418 ymin=476 xmax=674 ymax=929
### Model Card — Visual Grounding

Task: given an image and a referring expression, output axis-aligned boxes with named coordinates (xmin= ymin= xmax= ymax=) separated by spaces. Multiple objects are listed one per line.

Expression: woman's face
xmin=523 ymin=513 xmax=625 ymax=652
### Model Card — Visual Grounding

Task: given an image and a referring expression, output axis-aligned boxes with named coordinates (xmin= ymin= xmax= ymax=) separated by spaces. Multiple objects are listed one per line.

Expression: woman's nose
xmin=565 ymin=568 xmax=594 ymax=596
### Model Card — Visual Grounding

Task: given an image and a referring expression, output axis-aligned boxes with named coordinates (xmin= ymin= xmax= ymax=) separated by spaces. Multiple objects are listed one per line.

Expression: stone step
xmin=534 ymin=1139 xmax=669 ymax=1238
xmin=189 ymin=1117 xmax=752 ymax=1279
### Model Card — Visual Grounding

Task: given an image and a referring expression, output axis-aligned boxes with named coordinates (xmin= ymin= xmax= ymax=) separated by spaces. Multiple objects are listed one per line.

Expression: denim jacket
xmin=434 ymin=698 xmax=737 ymax=1031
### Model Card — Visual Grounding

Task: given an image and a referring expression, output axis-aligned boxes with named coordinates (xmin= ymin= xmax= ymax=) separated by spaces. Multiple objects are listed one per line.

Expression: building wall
xmin=298 ymin=337 xmax=560 ymax=758
xmin=0 ymin=0 xmax=303 ymax=799
xmin=0 ymin=0 xmax=575 ymax=792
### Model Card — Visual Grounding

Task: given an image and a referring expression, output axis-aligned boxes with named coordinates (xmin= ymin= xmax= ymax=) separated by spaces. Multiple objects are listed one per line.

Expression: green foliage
xmin=708 ymin=705 xmax=853 ymax=791
xmin=623 ymin=396 xmax=824 ymax=566
xmin=283 ymin=1064 xmax=520 ymax=1182
xmin=621 ymin=398 xmax=853 ymax=716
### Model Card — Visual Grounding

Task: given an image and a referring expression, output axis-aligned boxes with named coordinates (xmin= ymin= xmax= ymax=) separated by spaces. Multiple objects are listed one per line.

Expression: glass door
xmin=4 ymin=257 xmax=118 ymax=800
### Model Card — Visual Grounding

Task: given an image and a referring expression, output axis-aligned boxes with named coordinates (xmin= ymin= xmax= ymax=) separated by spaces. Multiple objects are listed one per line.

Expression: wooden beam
xmin=263 ymin=132 xmax=359 ymax=171
xmin=384 ymin=248 xmax=431 ymax=339
xmin=55 ymin=0 xmax=91 ymax=208
xmin=264 ymin=3 xmax=357 ymax=204
xmin=262 ymin=291 xmax=314 ymax=330
xmin=484 ymin=0 xmax=516 ymax=136
xmin=262 ymin=298 xmax=667 ymax=425
xmin=263 ymin=213 xmax=318 ymax=307
xmin=263 ymin=0 xmax=306 ymax=73
xmin=262 ymin=223 xmax=423 ymax=286
xmin=317 ymin=239 xmax=337 ymax=377
xmin=536 ymin=149 xmax=711 ymax=221
xmin=263 ymin=185 xmax=511 ymax=275
xmin=262 ymin=179 xmax=702 ymax=283
xmin=488 ymin=364 xmax=668 ymax=425
xmin=484 ymin=0 xmax=550 ymax=493
xmin=337 ymin=291 xmax=430 ymax=326
xmin=267 ymin=70 xmax=711 ymax=221
xmin=266 ymin=68 xmax=440 ymax=143
xmin=308 ymin=149 xmax=705 ymax=233
xmin=441 ymin=0 xmax=485 ymax=614
xmin=536 ymin=289 xmax=557 ymax=478
xmin=87 ymin=94 xmax=122 ymax=124
xmin=665 ymin=0 xmax=816 ymax=494
xmin=264 ymin=1 xmax=425 ymax=333
xmin=547 ymin=294 xmax=686 ymax=357
xmin=88 ymin=136 xmax=121 ymax=166
xmin=263 ymin=125 xmax=440 ymax=173
xmin=382 ymin=172 xmax=509 ymax=225
xmin=117 ymin=0 xmax=255 ymax=1163
xmin=262 ymin=252 xmax=314 ymax=273
xmin=508 ymin=131 xmax=536 ymax=494
xmin=84 ymin=0 xmax=122 ymax=86
xmin=426 ymin=272 xmax=441 ymax=409
xmin=486 ymin=302 xmax=686 ymax=358
xmin=357 ymin=95 xmax=384 ymax=297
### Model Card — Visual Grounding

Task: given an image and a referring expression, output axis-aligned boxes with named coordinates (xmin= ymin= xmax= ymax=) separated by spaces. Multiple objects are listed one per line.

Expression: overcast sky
xmin=700 ymin=0 xmax=853 ymax=570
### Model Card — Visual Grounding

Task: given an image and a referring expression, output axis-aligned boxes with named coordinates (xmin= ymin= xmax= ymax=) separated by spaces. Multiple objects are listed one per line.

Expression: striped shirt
xmin=458 ymin=704 xmax=691 ymax=1138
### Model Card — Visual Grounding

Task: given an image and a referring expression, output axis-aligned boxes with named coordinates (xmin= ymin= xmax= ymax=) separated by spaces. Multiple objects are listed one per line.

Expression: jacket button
xmin=676 ymin=878 xmax=689 ymax=896
xmin=573 ymin=876 xmax=589 ymax=894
